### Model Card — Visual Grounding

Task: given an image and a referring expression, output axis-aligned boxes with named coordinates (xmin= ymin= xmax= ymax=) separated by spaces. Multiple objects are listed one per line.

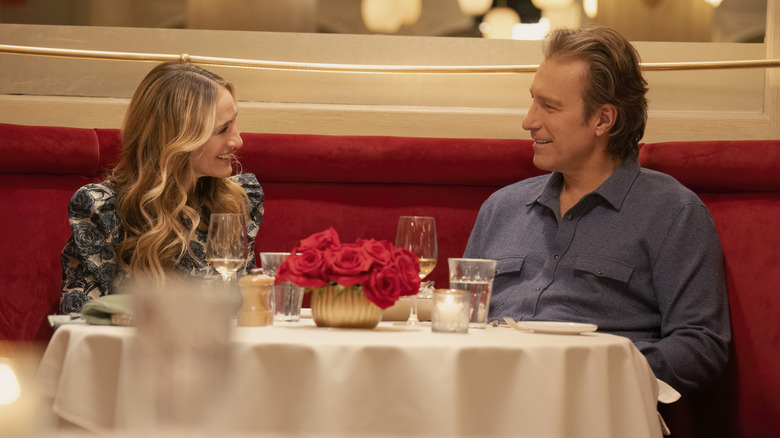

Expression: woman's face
xmin=191 ymin=87 xmax=242 ymax=179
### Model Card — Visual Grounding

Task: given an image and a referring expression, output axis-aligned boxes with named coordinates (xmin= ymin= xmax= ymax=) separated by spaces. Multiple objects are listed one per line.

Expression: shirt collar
xmin=530 ymin=156 xmax=641 ymax=211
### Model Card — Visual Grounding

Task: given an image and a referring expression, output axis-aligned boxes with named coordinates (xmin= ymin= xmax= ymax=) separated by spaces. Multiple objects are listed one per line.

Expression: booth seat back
xmin=0 ymin=123 xmax=543 ymax=342
xmin=1 ymin=122 xmax=778 ymax=438
xmin=0 ymin=124 xmax=121 ymax=342
xmin=639 ymin=140 xmax=780 ymax=438
xmin=239 ymin=132 xmax=544 ymax=292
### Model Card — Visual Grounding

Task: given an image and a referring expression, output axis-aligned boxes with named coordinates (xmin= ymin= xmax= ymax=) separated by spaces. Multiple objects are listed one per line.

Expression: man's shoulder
xmin=487 ymin=174 xmax=550 ymax=203
xmin=636 ymin=167 xmax=701 ymax=203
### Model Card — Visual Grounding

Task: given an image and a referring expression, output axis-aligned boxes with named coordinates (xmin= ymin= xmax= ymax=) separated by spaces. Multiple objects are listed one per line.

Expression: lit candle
xmin=0 ymin=358 xmax=38 ymax=438
xmin=432 ymin=289 xmax=470 ymax=333
xmin=437 ymin=295 xmax=462 ymax=320
xmin=0 ymin=361 xmax=21 ymax=404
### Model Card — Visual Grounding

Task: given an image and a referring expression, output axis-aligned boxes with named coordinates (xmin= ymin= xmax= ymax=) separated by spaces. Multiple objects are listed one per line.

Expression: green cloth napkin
xmin=81 ymin=294 xmax=134 ymax=325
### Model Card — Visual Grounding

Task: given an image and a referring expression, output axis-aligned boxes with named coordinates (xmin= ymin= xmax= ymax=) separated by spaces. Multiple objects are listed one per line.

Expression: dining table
xmin=35 ymin=315 xmax=663 ymax=438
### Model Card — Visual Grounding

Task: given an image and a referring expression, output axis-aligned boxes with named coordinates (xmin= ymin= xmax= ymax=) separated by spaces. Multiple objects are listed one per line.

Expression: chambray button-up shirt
xmin=464 ymin=157 xmax=730 ymax=393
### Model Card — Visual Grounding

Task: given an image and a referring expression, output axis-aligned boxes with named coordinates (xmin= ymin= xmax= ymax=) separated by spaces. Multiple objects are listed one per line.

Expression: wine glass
xmin=395 ymin=216 xmax=437 ymax=327
xmin=206 ymin=213 xmax=249 ymax=302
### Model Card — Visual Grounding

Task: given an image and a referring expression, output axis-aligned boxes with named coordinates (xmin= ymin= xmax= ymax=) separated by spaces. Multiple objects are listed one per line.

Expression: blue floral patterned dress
xmin=60 ymin=173 xmax=264 ymax=314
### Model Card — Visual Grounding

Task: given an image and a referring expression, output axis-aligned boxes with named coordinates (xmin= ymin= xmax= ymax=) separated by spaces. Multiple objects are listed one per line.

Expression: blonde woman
xmin=60 ymin=62 xmax=264 ymax=314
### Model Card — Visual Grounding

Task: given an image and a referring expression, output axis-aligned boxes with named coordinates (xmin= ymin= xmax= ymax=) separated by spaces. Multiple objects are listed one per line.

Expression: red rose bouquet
xmin=275 ymin=228 xmax=421 ymax=309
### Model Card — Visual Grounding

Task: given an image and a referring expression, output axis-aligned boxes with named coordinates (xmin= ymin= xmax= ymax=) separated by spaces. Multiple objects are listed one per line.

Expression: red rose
xmin=282 ymin=228 xmax=424 ymax=308
xmin=359 ymin=238 xmax=394 ymax=266
xmin=324 ymin=243 xmax=372 ymax=286
xmin=361 ymin=264 xmax=403 ymax=309
xmin=300 ymin=227 xmax=341 ymax=251
xmin=392 ymin=248 xmax=421 ymax=296
xmin=276 ymin=246 xmax=328 ymax=288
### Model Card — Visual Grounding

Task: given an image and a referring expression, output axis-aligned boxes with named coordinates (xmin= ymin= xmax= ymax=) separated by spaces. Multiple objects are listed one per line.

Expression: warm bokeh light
xmin=584 ymin=0 xmax=598 ymax=18
xmin=457 ymin=0 xmax=493 ymax=16
xmin=480 ymin=7 xmax=521 ymax=39
xmin=0 ymin=361 xmax=21 ymax=405
xmin=512 ymin=17 xmax=551 ymax=40
xmin=531 ymin=0 xmax=575 ymax=9
xmin=399 ymin=0 xmax=422 ymax=26
xmin=361 ymin=0 xmax=403 ymax=34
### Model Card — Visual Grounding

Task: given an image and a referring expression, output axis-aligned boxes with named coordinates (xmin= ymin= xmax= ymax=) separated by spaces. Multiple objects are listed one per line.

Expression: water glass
xmin=431 ymin=289 xmax=470 ymax=333
xmin=448 ymin=258 xmax=496 ymax=329
xmin=122 ymin=280 xmax=233 ymax=436
xmin=260 ymin=252 xmax=304 ymax=322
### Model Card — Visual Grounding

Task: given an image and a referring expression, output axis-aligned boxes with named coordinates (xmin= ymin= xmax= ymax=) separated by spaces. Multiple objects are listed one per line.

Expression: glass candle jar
xmin=431 ymin=289 xmax=470 ymax=333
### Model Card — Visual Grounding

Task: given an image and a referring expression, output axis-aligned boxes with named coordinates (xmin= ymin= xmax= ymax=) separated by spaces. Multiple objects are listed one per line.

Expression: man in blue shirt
xmin=464 ymin=27 xmax=730 ymax=394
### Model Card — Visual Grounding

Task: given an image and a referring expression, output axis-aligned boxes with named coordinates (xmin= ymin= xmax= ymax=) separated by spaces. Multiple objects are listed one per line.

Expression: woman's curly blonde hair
xmin=108 ymin=62 xmax=247 ymax=288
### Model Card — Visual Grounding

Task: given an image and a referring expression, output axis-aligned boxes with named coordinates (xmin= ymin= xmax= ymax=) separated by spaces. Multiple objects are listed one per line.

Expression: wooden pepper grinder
xmin=237 ymin=270 xmax=275 ymax=326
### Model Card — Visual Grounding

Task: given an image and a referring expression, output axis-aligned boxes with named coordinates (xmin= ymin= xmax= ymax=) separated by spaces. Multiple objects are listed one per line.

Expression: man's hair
xmin=543 ymin=27 xmax=648 ymax=160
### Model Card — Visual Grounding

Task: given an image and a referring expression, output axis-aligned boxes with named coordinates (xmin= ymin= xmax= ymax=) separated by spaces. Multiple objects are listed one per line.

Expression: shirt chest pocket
xmin=495 ymin=257 xmax=525 ymax=277
xmin=573 ymin=255 xmax=635 ymax=284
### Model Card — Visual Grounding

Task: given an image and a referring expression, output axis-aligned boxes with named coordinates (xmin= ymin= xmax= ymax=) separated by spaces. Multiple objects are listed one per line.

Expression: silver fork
xmin=503 ymin=316 xmax=525 ymax=331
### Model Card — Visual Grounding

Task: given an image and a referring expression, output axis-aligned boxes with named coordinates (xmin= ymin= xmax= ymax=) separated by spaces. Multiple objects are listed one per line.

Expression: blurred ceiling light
xmin=480 ymin=7 xmax=521 ymax=39
xmin=361 ymin=0 xmax=403 ymax=34
xmin=531 ymin=0 xmax=575 ymax=9
xmin=512 ymin=17 xmax=551 ymax=40
xmin=399 ymin=0 xmax=422 ymax=25
xmin=542 ymin=3 xmax=581 ymax=30
xmin=0 ymin=361 xmax=21 ymax=405
xmin=583 ymin=0 xmax=598 ymax=18
xmin=704 ymin=0 xmax=723 ymax=7
xmin=458 ymin=0 xmax=493 ymax=16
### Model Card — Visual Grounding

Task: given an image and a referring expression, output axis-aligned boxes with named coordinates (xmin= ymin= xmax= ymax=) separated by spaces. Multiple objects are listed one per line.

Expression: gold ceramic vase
xmin=310 ymin=284 xmax=382 ymax=328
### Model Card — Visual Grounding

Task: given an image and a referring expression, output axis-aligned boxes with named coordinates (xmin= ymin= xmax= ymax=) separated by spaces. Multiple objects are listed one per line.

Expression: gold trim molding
xmin=1 ymin=44 xmax=779 ymax=74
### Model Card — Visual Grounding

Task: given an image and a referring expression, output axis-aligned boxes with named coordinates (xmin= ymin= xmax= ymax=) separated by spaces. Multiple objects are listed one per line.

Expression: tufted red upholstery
xmin=0 ymin=123 xmax=778 ymax=438
xmin=238 ymin=132 xmax=545 ymax=297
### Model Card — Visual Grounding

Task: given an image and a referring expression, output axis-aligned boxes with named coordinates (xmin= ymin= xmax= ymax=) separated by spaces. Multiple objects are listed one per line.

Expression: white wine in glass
xmin=418 ymin=258 xmax=437 ymax=279
xmin=206 ymin=213 xmax=249 ymax=310
xmin=395 ymin=216 xmax=437 ymax=327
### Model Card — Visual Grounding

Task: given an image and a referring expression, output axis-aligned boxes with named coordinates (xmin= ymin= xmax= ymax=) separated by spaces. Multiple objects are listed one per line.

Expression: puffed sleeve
xmin=231 ymin=173 xmax=264 ymax=269
xmin=60 ymin=183 xmax=123 ymax=314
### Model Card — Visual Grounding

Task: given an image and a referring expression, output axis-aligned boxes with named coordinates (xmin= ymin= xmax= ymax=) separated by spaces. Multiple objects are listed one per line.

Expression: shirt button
xmin=597 ymin=270 xmax=603 ymax=276
xmin=553 ymin=254 xmax=560 ymax=260
xmin=535 ymin=287 xmax=541 ymax=292
xmin=567 ymin=214 xmax=574 ymax=220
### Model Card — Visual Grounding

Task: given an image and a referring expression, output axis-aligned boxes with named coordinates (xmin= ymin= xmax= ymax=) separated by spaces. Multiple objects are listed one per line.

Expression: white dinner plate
xmin=514 ymin=320 xmax=598 ymax=335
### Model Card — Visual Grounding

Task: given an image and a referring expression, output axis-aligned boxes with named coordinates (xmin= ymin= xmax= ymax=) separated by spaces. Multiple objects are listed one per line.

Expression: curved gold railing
xmin=1 ymin=43 xmax=780 ymax=74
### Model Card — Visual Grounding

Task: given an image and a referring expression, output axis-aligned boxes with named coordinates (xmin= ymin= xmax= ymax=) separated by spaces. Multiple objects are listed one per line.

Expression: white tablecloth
xmin=37 ymin=321 xmax=662 ymax=438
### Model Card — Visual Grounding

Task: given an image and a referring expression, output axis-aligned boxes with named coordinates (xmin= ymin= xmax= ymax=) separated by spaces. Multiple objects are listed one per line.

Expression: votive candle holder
xmin=431 ymin=289 xmax=470 ymax=333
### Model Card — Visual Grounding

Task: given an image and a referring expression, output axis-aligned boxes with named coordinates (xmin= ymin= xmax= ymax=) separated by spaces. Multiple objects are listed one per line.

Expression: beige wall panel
xmin=594 ymin=0 xmax=714 ymax=42
xmin=1 ymin=11 xmax=778 ymax=143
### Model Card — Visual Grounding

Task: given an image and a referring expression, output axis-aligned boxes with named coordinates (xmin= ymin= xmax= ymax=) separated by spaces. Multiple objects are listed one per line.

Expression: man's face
xmin=522 ymin=58 xmax=605 ymax=175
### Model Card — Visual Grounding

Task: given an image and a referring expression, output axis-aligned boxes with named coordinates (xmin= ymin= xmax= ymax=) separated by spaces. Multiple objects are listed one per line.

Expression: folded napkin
xmin=655 ymin=379 xmax=681 ymax=436
xmin=81 ymin=294 xmax=134 ymax=326
xmin=657 ymin=378 xmax=681 ymax=404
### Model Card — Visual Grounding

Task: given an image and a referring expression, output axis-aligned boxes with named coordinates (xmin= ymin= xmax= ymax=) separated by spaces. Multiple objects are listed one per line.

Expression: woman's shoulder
xmin=231 ymin=172 xmax=260 ymax=189
xmin=231 ymin=173 xmax=264 ymax=206
xmin=230 ymin=173 xmax=264 ymax=231
xmin=68 ymin=182 xmax=117 ymax=220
